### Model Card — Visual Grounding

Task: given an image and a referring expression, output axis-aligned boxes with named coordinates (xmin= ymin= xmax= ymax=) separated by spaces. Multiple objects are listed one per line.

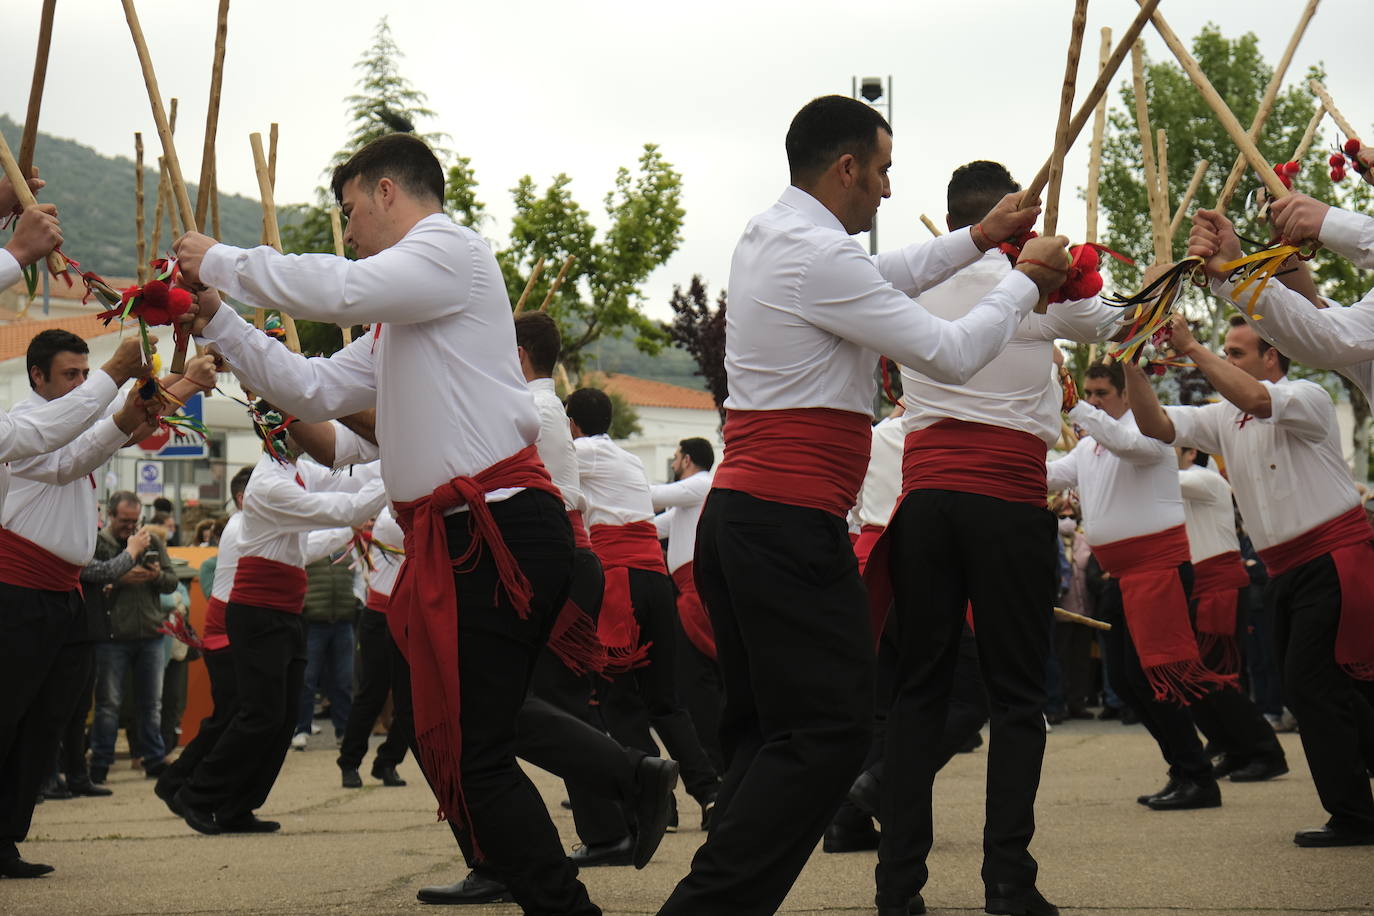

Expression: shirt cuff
xmin=200 ymin=243 xmax=245 ymax=299
xmin=1319 ymin=206 xmax=1369 ymax=254
xmin=92 ymin=415 xmax=133 ymax=453
xmin=195 ymin=297 xmax=252 ymax=348
xmin=331 ymin=421 xmax=380 ymax=467
xmin=1067 ymin=401 xmax=1096 ymax=424
xmin=0 ymin=248 xmax=20 ymax=291
xmin=997 ymin=268 xmax=1040 ymax=313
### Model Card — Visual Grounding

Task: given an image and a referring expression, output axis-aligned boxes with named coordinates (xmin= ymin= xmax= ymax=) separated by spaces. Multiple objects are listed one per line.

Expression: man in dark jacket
xmin=89 ymin=492 xmax=178 ymax=782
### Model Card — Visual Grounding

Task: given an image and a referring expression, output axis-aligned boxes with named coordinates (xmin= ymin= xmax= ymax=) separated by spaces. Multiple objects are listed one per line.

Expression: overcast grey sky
xmin=4 ymin=1 xmax=1371 ymax=322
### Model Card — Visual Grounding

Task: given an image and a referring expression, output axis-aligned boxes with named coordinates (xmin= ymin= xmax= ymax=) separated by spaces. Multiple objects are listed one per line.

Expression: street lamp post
xmin=851 ymin=75 xmax=892 ymax=255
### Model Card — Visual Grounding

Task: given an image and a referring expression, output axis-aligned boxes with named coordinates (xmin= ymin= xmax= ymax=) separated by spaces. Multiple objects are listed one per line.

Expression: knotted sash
xmin=590 ymin=520 xmax=665 ymax=671
xmin=0 ymin=526 xmax=83 ymax=592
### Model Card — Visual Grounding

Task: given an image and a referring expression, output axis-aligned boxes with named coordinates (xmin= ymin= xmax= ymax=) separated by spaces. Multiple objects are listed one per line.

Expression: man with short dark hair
xmin=89 ymin=491 xmax=178 ymax=783
xmin=658 ymin=96 xmax=1064 ymax=915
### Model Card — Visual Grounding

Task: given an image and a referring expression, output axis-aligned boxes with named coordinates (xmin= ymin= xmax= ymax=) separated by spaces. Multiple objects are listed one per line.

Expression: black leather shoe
xmin=848 ymin=770 xmax=881 ymax=818
xmin=1293 ymin=825 xmax=1374 ymax=847
xmin=66 ymin=778 xmax=113 ymax=798
xmin=173 ymin=791 xmax=221 ymax=835
xmin=341 ymin=768 xmax=362 ymax=789
xmin=154 ymin=778 xmax=182 ymax=817
xmin=416 ymin=869 xmax=513 ymax=905
xmin=822 ymin=819 xmax=879 ymax=853
xmin=218 ymin=814 xmax=281 ymax=833
xmin=371 ymin=763 xmax=406 ymax=787
xmin=0 ymin=857 xmax=55 ymax=879
xmin=568 ymin=836 xmax=634 ymax=868
xmin=41 ymin=778 xmax=73 ymax=800
xmin=1146 ymin=777 xmax=1221 ymax=811
xmin=1136 ymin=775 xmax=1179 ymax=806
xmin=699 ymin=793 xmax=716 ymax=831
xmin=876 ymin=894 xmax=926 ymax=915
xmin=630 ymin=755 xmax=679 ymax=869
xmin=1229 ymin=756 xmax=1289 ymax=782
xmin=1211 ymin=754 xmax=1244 ymax=779
xmin=143 ymin=760 xmax=168 ymax=778
xmin=985 ymin=884 xmax=1058 ymax=916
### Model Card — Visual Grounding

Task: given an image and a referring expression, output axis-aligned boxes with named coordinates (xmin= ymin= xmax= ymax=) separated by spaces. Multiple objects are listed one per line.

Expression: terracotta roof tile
xmin=0 ymin=314 xmax=124 ymax=364
xmin=590 ymin=372 xmax=717 ymax=411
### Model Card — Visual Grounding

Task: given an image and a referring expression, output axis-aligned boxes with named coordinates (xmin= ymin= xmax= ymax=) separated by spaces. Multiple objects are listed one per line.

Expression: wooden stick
xmin=920 ymin=214 xmax=943 ymax=237
xmin=250 ymin=132 xmax=301 ymax=353
xmin=1024 ymin=0 xmax=1164 ymax=201
xmin=1293 ymin=102 xmax=1326 ymax=162
xmin=539 ymin=256 xmax=576 ymax=311
xmin=512 ymin=257 xmax=546 ymax=313
xmin=329 ymin=207 xmax=353 ymax=345
xmin=1309 ymin=80 xmax=1359 ymax=142
xmin=1054 ymin=607 xmax=1111 ymax=631
xmin=151 ymin=157 xmax=167 ymax=257
xmin=0 ymin=128 xmax=65 ymax=278
xmin=1131 ymin=41 xmax=1169 ymax=264
xmin=165 ymin=99 xmax=183 ymax=239
xmin=210 ymin=160 xmax=221 ymax=239
xmin=268 ymin=123 xmax=278 ymax=188
xmin=1214 ymin=0 xmax=1321 ymax=211
xmin=19 ymin=0 xmax=58 ymax=176
xmin=195 ymin=0 xmax=230 ymax=230
xmin=1156 ymin=128 xmax=1170 ymax=254
xmin=1170 ymin=159 xmax=1209 ymax=238
xmin=1085 ymin=27 xmax=1112 ymax=245
xmin=135 ymin=133 xmax=147 ymax=284
xmin=1043 ymin=0 xmax=1089 ymax=237
xmin=1143 ymin=3 xmax=1289 ymax=199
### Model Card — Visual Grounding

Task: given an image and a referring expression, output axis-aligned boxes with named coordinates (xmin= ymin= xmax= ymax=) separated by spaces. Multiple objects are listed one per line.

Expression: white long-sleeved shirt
xmin=854 ymin=416 xmax=906 ymax=528
xmin=1047 ymin=405 xmax=1184 ymax=546
xmin=1178 ymin=464 xmax=1240 ymax=564
xmin=3 ymin=394 xmax=131 ymax=566
xmin=723 ymin=186 xmax=1039 ymax=414
xmin=650 ymin=470 xmax=711 ymax=573
xmin=900 ymin=249 xmax=1117 ymax=446
xmin=236 ymin=454 xmax=387 ymax=570
xmin=1166 ymin=378 xmax=1359 ymax=551
xmin=574 ymin=434 xmax=654 ymax=529
xmin=529 ymin=377 xmax=583 ymax=513
xmin=368 ymin=505 xmax=405 ymax=598
xmin=196 ymin=213 xmax=540 ymax=505
xmin=210 ymin=512 xmax=243 ymax=602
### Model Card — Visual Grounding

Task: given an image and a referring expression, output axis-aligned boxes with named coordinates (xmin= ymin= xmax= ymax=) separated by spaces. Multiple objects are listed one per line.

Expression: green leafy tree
xmin=1093 ymin=24 xmax=1372 ymax=478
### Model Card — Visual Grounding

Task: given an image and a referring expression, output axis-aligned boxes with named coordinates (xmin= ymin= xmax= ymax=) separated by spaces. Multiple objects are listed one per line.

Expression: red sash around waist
xmin=590 ymin=520 xmax=669 ymax=575
xmin=590 ymin=521 xmax=663 ymax=665
xmin=854 ymin=524 xmax=884 ymax=575
xmin=1190 ymin=551 xmax=1251 ymax=676
xmin=568 ymin=509 xmax=592 ymax=551
xmin=203 ymin=596 xmax=230 ymax=651
xmin=365 ymin=587 xmax=391 ymax=613
xmin=0 ymin=526 xmax=82 ymax=592
xmin=1092 ymin=524 xmax=1235 ymax=703
xmin=673 ymin=562 xmax=716 ymax=660
xmin=711 ymin=408 xmax=872 ymax=519
xmin=388 ymin=444 xmax=562 ymax=855
xmin=1257 ymin=505 xmax=1374 ymax=680
xmin=902 ymin=419 xmax=1049 ymax=506
xmin=229 ymin=556 xmax=308 ymax=613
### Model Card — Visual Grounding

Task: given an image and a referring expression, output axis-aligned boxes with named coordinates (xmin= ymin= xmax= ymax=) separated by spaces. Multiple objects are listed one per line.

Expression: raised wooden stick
xmin=0 ymin=128 xmax=65 ymax=279
xmin=1055 ymin=607 xmax=1111 ymax=631
xmin=250 ymin=132 xmax=301 ymax=353
xmin=1131 ymin=41 xmax=1169 ymax=264
xmin=1024 ymin=0 xmax=1164 ymax=201
xmin=268 ymin=123 xmax=278 ymax=188
xmin=1293 ymin=102 xmax=1326 ymax=162
xmin=1309 ymin=80 xmax=1359 ymax=142
xmin=194 ymin=0 xmax=230 ymax=230
xmin=135 ymin=133 xmax=147 ymax=284
xmin=1215 ymin=0 xmax=1321 ymax=211
xmin=18 ymin=0 xmax=57 ymax=176
xmin=329 ymin=206 xmax=353 ymax=345
xmin=1043 ymin=0 xmax=1089 ymax=237
xmin=1169 ymin=159 xmax=1209 ymax=238
xmin=920 ymin=214 xmax=943 ymax=237
xmin=1085 ymin=26 xmax=1112 ymax=245
xmin=1143 ymin=3 xmax=1289 ymax=200
xmin=165 ymin=99 xmax=183 ymax=239
xmin=150 ymin=157 xmax=167 ymax=257
xmin=512 ymin=257 xmax=545 ymax=313
xmin=1156 ymin=128 xmax=1170 ymax=254
xmin=210 ymin=161 xmax=221 ymax=239
xmin=539 ymin=256 xmax=575 ymax=311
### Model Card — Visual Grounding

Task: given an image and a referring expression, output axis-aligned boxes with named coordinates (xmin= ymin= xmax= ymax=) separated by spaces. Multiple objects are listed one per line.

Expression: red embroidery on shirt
xmin=1237 ymin=413 xmax=1255 ymax=429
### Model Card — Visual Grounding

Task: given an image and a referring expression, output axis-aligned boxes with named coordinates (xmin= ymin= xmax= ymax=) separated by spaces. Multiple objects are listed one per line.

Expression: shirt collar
xmin=527 ymin=377 xmax=556 ymax=394
xmin=779 ymin=186 xmax=847 ymax=234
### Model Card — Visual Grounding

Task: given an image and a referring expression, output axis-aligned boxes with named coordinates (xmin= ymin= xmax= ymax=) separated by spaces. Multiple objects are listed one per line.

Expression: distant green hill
xmin=582 ymin=330 xmax=707 ymax=390
xmin=0 ymin=114 xmax=285 ymax=279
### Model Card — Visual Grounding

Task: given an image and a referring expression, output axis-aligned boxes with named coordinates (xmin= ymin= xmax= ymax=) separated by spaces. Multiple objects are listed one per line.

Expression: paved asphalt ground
xmin=7 ymin=719 xmax=1373 ymax=915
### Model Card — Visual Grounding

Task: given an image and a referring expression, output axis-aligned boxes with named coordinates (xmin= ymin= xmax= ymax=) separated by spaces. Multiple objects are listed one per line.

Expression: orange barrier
xmin=168 ymin=546 xmax=216 ymax=745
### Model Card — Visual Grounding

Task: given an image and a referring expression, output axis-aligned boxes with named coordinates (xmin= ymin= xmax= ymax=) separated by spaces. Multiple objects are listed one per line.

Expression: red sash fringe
xmin=203 ymin=596 xmax=230 ymax=651
xmin=1093 ymin=525 xmax=1236 ymax=703
xmin=673 ymin=562 xmax=716 ymax=660
xmin=902 ymin=419 xmax=1048 ymax=506
xmin=389 ymin=444 xmax=564 ymax=858
xmin=589 ymin=521 xmax=662 ymax=671
xmin=1258 ymin=505 xmax=1374 ymax=680
xmin=712 ymin=408 xmax=872 ymax=519
xmin=0 ymin=526 xmax=82 ymax=592
xmin=1191 ymin=551 xmax=1250 ymax=676
xmin=229 ymin=556 xmax=308 ymax=613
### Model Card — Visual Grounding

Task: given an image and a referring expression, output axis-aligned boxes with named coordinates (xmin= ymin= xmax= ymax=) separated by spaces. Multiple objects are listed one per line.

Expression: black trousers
xmin=179 ymin=604 xmax=305 ymax=822
xmin=337 ymin=607 xmax=413 ymax=772
xmin=877 ymin=491 xmax=1054 ymax=905
xmin=58 ymin=643 xmax=97 ymax=782
xmin=157 ymin=647 xmax=239 ymax=798
xmin=659 ymin=490 xmax=873 ymax=916
xmin=1268 ymin=554 xmax=1374 ymax=833
xmin=673 ymin=580 xmax=725 ymax=773
xmin=597 ymin=567 xmax=720 ymax=804
xmin=1100 ymin=570 xmax=1212 ymax=781
xmin=0 ymin=584 xmax=81 ymax=860
xmin=424 ymin=489 xmax=597 ymax=916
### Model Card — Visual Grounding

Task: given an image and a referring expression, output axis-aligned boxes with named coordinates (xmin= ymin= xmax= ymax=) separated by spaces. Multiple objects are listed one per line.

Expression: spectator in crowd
xmin=159 ymin=578 xmax=194 ymax=757
xmin=151 ymin=510 xmax=179 ymax=548
xmin=89 ymin=493 xmax=179 ymax=782
xmin=192 ymin=517 xmax=220 ymax=547
xmin=1051 ymin=501 xmax=1096 ymax=723
xmin=293 ymin=550 xmax=359 ymax=750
